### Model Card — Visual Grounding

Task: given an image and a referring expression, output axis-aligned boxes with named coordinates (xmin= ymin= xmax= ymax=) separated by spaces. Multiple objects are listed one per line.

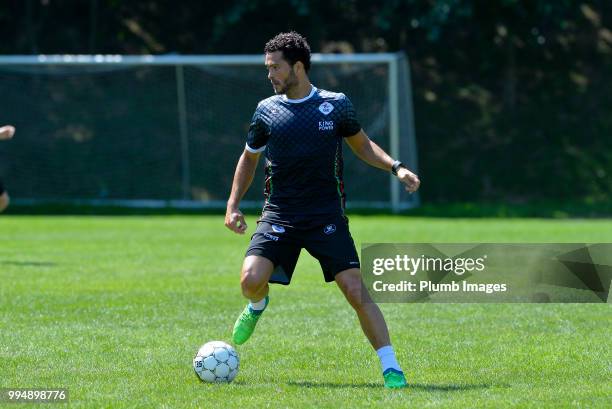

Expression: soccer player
xmin=225 ymin=32 xmax=420 ymax=389
xmin=0 ymin=125 xmax=15 ymax=212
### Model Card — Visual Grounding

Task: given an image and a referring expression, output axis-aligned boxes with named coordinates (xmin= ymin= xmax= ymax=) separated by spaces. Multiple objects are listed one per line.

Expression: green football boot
xmin=383 ymin=368 xmax=407 ymax=389
xmin=232 ymin=296 xmax=269 ymax=345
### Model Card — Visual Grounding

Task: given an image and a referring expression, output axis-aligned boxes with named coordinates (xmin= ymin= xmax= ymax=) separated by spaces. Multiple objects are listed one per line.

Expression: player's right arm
xmin=225 ymin=149 xmax=261 ymax=234
xmin=225 ymin=105 xmax=269 ymax=234
xmin=0 ymin=125 xmax=15 ymax=140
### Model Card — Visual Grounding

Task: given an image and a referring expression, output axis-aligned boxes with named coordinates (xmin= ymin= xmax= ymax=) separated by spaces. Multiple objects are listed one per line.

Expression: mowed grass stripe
xmin=0 ymin=216 xmax=610 ymax=408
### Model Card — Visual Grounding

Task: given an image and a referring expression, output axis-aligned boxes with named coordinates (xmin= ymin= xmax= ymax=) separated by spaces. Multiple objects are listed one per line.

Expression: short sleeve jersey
xmin=246 ymin=86 xmax=361 ymax=229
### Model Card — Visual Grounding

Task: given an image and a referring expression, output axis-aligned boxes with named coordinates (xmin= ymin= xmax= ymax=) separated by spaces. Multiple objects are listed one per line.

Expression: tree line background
xmin=0 ymin=0 xmax=610 ymax=206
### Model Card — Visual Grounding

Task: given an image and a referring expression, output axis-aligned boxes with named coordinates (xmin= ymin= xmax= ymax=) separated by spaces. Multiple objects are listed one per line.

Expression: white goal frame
xmin=0 ymin=53 xmax=419 ymax=212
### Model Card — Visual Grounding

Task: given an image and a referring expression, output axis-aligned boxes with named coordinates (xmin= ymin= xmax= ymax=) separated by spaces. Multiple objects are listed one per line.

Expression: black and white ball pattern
xmin=193 ymin=341 xmax=239 ymax=383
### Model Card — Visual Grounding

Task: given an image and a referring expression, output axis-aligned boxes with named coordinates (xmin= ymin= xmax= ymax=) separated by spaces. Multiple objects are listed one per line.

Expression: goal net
xmin=0 ymin=54 xmax=418 ymax=211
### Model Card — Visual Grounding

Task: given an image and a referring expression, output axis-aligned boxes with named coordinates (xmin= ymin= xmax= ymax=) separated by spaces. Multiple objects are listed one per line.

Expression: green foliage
xmin=0 ymin=1 xmax=610 ymax=203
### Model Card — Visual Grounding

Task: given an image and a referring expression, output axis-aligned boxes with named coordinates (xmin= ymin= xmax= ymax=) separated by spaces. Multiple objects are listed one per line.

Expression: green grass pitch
xmin=0 ymin=215 xmax=610 ymax=408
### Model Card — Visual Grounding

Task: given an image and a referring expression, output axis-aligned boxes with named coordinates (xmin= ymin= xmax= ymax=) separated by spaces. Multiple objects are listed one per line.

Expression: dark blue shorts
xmin=245 ymin=215 xmax=360 ymax=285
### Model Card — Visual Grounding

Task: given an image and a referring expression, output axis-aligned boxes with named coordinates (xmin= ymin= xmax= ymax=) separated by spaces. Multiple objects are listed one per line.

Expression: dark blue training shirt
xmin=245 ymin=86 xmax=362 ymax=229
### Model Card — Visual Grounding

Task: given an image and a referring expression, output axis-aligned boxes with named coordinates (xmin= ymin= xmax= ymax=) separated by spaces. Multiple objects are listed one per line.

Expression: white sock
xmin=249 ymin=297 xmax=267 ymax=311
xmin=376 ymin=345 xmax=402 ymax=373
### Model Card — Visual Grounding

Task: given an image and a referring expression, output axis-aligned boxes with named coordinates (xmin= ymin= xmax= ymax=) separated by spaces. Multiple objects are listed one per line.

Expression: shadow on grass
xmin=0 ymin=260 xmax=57 ymax=266
xmin=287 ymin=381 xmax=497 ymax=391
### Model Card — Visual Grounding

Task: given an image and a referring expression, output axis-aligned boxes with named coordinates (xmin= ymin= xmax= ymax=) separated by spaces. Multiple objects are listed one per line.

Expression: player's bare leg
xmin=335 ymin=268 xmax=407 ymax=388
xmin=232 ymin=255 xmax=274 ymax=345
xmin=240 ymin=255 xmax=273 ymax=301
xmin=335 ymin=268 xmax=389 ymax=347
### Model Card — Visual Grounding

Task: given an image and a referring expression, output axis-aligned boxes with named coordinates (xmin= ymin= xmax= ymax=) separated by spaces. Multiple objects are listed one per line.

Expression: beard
xmin=272 ymin=68 xmax=299 ymax=95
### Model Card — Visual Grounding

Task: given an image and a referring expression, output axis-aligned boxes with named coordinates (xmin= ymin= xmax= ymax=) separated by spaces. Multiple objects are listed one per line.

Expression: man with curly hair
xmin=0 ymin=125 xmax=15 ymax=212
xmin=225 ymin=32 xmax=419 ymax=388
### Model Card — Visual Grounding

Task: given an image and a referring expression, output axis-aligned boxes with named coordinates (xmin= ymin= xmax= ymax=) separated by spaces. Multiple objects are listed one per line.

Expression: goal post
xmin=0 ymin=53 xmax=419 ymax=212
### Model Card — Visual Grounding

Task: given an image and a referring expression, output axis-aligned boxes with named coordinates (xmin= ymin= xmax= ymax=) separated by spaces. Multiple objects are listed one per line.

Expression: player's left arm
xmin=345 ymin=129 xmax=420 ymax=193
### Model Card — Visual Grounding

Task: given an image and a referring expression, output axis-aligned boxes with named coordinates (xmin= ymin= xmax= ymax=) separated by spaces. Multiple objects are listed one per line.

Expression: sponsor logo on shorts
xmin=271 ymin=224 xmax=285 ymax=233
xmin=323 ymin=224 xmax=337 ymax=235
xmin=263 ymin=232 xmax=279 ymax=242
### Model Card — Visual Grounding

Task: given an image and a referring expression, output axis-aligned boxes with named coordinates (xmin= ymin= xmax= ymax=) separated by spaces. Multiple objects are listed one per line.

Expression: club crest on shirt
xmin=318 ymin=102 xmax=334 ymax=115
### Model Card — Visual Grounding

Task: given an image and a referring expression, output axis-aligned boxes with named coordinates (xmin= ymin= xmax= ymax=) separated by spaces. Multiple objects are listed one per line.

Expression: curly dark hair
xmin=264 ymin=31 xmax=311 ymax=72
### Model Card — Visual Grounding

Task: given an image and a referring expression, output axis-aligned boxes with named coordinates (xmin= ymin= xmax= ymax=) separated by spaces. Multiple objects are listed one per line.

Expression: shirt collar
xmin=282 ymin=85 xmax=317 ymax=103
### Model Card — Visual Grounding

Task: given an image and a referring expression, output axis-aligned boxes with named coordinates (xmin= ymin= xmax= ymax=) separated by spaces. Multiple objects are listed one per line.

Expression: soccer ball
xmin=193 ymin=341 xmax=239 ymax=383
